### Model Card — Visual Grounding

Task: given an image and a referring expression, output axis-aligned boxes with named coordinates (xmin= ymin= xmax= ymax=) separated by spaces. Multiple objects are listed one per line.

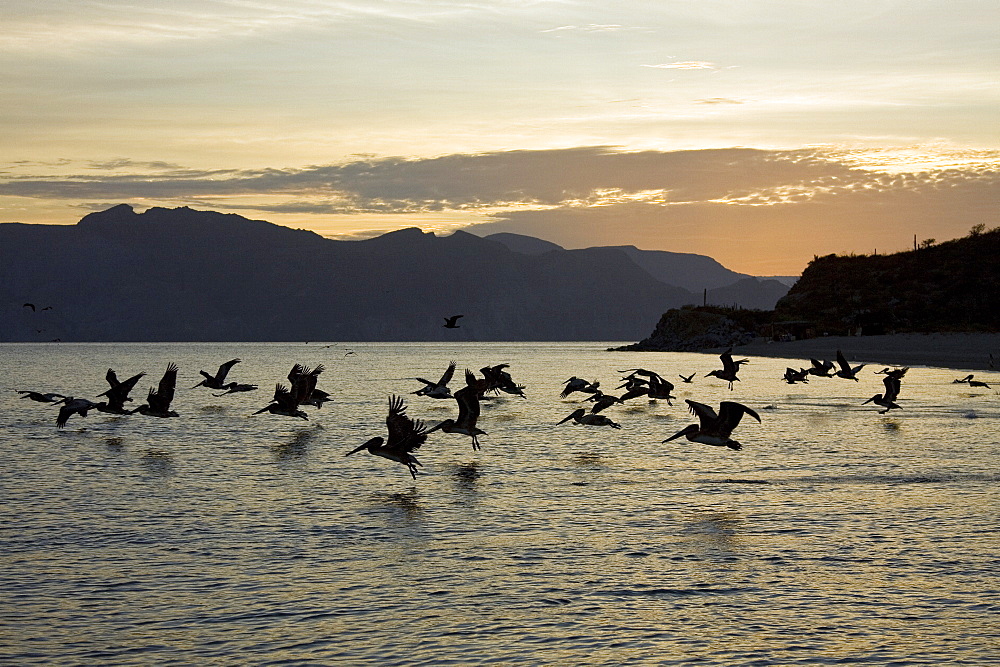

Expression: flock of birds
xmin=14 ymin=347 xmax=996 ymax=480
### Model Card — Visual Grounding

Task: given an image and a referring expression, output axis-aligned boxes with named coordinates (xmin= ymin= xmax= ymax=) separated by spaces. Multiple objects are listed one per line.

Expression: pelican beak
xmin=662 ymin=429 xmax=686 ymax=443
xmin=345 ymin=444 xmax=367 ymax=456
xmin=425 ymin=421 xmax=444 ymax=434
xmin=862 ymin=396 xmax=876 ymax=405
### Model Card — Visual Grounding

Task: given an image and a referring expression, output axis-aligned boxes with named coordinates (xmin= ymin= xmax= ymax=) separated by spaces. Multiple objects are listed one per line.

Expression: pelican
xmin=213 ymin=382 xmax=259 ymax=397
xmin=663 ymin=399 xmax=761 ymax=451
xmin=968 ymin=376 xmax=992 ymax=389
xmin=345 ymin=395 xmax=428 ymax=479
xmin=561 ymin=376 xmax=600 ymax=398
xmin=783 ymin=367 xmax=810 ymax=384
xmin=953 ymin=374 xmax=975 ymax=384
xmin=481 ymin=364 xmax=526 ymax=398
xmin=557 ymin=408 xmax=621 ymax=429
xmin=412 ymin=361 xmax=456 ymax=399
xmin=834 ymin=350 xmax=865 ymax=381
xmin=863 ymin=376 xmax=902 ymax=414
xmin=806 ymin=358 xmax=835 ymax=377
xmin=875 ymin=367 xmax=909 ymax=380
xmin=17 ymin=390 xmax=66 ymax=403
xmin=96 ymin=368 xmax=146 ymax=414
xmin=645 ymin=374 xmax=676 ymax=404
xmin=131 ymin=363 xmax=180 ymax=418
xmin=252 ymin=384 xmax=308 ymax=420
xmin=288 ymin=363 xmax=330 ymax=408
xmin=56 ymin=397 xmax=100 ymax=429
xmin=706 ymin=348 xmax=748 ymax=390
xmin=192 ymin=358 xmax=241 ymax=389
xmin=443 ymin=315 xmax=463 ymax=328
xmin=679 ymin=372 xmax=696 ymax=384
xmin=426 ymin=370 xmax=486 ymax=450
xmin=584 ymin=391 xmax=622 ymax=414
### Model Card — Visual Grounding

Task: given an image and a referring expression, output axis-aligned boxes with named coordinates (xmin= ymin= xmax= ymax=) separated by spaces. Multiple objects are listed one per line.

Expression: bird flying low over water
xmin=783 ymin=367 xmax=810 ymax=384
xmin=17 ymin=390 xmax=66 ymax=403
xmin=426 ymin=370 xmax=486 ymax=450
xmin=876 ymin=367 xmax=909 ymax=380
xmin=213 ymin=383 xmax=258 ymax=397
xmin=412 ymin=361 xmax=456 ymax=399
xmin=56 ymin=397 xmax=100 ymax=429
xmin=664 ymin=400 xmax=761 ymax=451
xmin=706 ymin=349 xmax=748 ymax=390
xmin=480 ymin=364 xmax=526 ymax=399
xmin=346 ymin=395 xmax=428 ymax=480
xmin=953 ymin=374 xmax=975 ymax=384
xmin=192 ymin=358 xmax=241 ymax=390
xmin=806 ymin=358 xmax=835 ymax=377
xmin=131 ymin=363 xmax=180 ymax=418
xmin=253 ymin=384 xmax=309 ymax=419
xmin=97 ymin=368 xmax=146 ymax=414
xmin=561 ymin=376 xmax=600 ymax=398
xmin=557 ymin=408 xmax=621 ymax=429
xmin=584 ymin=390 xmax=622 ymax=414
xmin=679 ymin=372 xmax=696 ymax=384
xmin=443 ymin=315 xmax=463 ymax=328
xmin=863 ymin=376 xmax=902 ymax=414
xmin=288 ymin=363 xmax=331 ymax=408
xmin=834 ymin=350 xmax=865 ymax=381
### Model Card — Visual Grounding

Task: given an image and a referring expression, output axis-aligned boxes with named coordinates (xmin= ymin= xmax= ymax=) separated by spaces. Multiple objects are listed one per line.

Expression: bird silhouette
xmin=557 ymin=408 xmax=621 ymax=429
xmin=663 ymin=400 xmax=761 ymax=451
xmin=96 ymin=368 xmax=146 ymax=414
xmin=834 ymin=350 xmax=865 ymax=381
xmin=782 ymin=367 xmax=810 ymax=384
xmin=443 ymin=315 xmax=463 ymax=328
xmin=806 ymin=358 xmax=835 ymax=377
xmin=17 ymin=390 xmax=66 ymax=403
xmin=863 ymin=376 xmax=902 ymax=414
xmin=705 ymin=349 xmax=748 ymax=390
xmin=192 ymin=358 xmax=241 ymax=389
xmin=213 ymin=382 xmax=258 ymax=397
xmin=131 ymin=363 xmax=180 ymax=417
xmin=412 ymin=361 xmax=456 ymax=399
xmin=56 ymin=397 xmax=100 ymax=429
xmin=426 ymin=370 xmax=486 ymax=450
xmin=345 ymin=395 xmax=428 ymax=479
xmin=678 ymin=372 xmax=696 ymax=383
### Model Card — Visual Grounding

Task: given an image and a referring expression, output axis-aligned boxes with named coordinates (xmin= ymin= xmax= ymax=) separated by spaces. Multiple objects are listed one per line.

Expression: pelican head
xmin=346 ymin=436 xmax=383 ymax=456
xmin=662 ymin=424 xmax=698 ymax=443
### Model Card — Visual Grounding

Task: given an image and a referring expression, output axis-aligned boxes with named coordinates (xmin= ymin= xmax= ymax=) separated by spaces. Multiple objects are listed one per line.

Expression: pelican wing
xmin=437 ymin=361 xmax=457 ymax=386
xmin=215 ymin=358 xmax=241 ymax=382
xmin=835 ymin=350 xmax=851 ymax=373
xmin=105 ymin=368 xmax=120 ymax=387
xmin=720 ymin=349 xmax=738 ymax=373
xmin=454 ymin=385 xmax=481 ymax=428
xmin=385 ymin=395 xmax=427 ymax=453
xmin=685 ymin=400 xmax=719 ymax=428
xmin=883 ymin=376 xmax=901 ymax=402
xmin=718 ymin=401 xmax=761 ymax=435
xmin=149 ymin=363 xmax=178 ymax=410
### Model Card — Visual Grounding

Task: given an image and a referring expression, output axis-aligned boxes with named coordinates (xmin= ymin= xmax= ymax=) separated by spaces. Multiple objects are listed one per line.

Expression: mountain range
xmin=1 ymin=205 xmax=795 ymax=341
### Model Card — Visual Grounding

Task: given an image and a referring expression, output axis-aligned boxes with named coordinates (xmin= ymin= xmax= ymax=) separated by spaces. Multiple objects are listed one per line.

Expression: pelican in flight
xmin=952 ymin=374 xmax=975 ymax=384
xmin=426 ymin=370 xmax=486 ymax=450
xmin=56 ymin=397 xmax=100 ymax=429
xmin=213 ymin=382 xmax=259 ymax=397
xmin=131 ymin=363 xmax=180 ymax=418
xmin=706 ymin=349 xmax=748 ymax=390
xmin=345 ymin=395 xmax=428 ymax=479
xmin=557 ymin=408 xmax=621 ymax=429
xmin=17 ymin=390 xmax=66 ymax=403
xmin=584 ymin=390 xmax=622 ymax=414
xmin=252 ymin=384 xmax=309 ymax=420
xmin=96 ymin=368 xmax=146 ymax=414
xmin=876 ymin=367 xmax=909 ymax=380
xmin=561 ymin=377 xmax=600 ymax=398
xmin=412 ymin=361 xmax=456 ymax=399
xmin=443 ymin=315 xmax=463 ymax=328
xmin=663 ymin=399 xmax=761 ymax=451
xmin=863 ymin=376 xmax=902 ymax=414
xmin=782 ymin=367 xmax=810 ymax=384
xmin=288 ymin=363 xmax=330 ymax=408
xmin=834 ymin=350 xmax=865 ymax=381
xmin=480 ymin=364 xmax=526 ymax=399
xmin=192 ymin=358 xmax=241 ymax=390
xmin=806 ymin=358 xmax=835 ymax=378
xmin=679 ymin=372 xmax=696 ymax=384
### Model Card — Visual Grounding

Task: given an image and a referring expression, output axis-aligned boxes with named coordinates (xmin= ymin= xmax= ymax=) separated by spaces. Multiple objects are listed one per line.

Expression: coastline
xmin=723 ymin=332 xmax=1000 ymax=372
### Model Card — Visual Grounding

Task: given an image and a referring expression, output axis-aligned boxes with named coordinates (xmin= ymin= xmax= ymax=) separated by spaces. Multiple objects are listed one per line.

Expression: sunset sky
xmin=2 ymin=0 xmax=997 ymax=274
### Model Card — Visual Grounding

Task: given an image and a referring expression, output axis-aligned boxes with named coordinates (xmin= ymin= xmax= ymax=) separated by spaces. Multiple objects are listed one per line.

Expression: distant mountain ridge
xmin=1 ymin=205 xmax=794 ymax=342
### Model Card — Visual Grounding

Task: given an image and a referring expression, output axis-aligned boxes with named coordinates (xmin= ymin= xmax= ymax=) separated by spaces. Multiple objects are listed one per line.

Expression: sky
xmin=1 ymin=0 xmax=998 ymax=274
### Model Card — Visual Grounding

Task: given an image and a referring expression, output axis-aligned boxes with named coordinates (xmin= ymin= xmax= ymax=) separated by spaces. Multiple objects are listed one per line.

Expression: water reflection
xmin=140 ymin=448 xmax=174 ymax=477
xmin=680 ymin=510 xmax=744 ymax=554
xmin=451 ymin=462 xmax=481 ymax=494
xmin=880 ymin=418 xmax=902 ymax=433
xmin=372 ymin=488 xmax=422 ymax=521
xmin=104 ymin=436 xmax=125 ymax=453
xmin=272 ymin=428 xmax=314 ymax=460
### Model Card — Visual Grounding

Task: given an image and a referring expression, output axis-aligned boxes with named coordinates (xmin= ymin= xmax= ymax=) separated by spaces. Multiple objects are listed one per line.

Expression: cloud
xmin=642 ymin=61 xmax=716 ymax=70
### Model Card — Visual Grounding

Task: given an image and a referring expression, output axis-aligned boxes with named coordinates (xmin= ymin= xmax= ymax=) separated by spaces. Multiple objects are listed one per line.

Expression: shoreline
xmin=722 ymin=332 xmax=1000 ymax=372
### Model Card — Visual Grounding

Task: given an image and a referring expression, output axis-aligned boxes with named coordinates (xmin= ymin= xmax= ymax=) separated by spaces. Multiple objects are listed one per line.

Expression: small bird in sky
xmin=664 ymin=399 xmax=761 ymax=451
xmin=131 ymin=363 xmax=180 ymax=418
xmin=346 ymin=395 xmax=428 ymax=480
xmin=863 ymin=376 xmax=903 ymax=414
xmin=23 ymin=303 xmax=35 ymax=311
xmin=443 ymin=315 xmax=463 ymax=328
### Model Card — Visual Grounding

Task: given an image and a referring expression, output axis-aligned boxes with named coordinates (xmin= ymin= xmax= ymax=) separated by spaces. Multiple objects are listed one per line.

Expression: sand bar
xmin=724 ymin=332 xmax=1000 ymax=372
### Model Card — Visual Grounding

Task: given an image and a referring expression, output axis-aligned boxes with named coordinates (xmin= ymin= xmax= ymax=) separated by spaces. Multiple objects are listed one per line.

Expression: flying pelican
xmin=131 ymin=363 xmax=180 ymax=418
xmin=968 ymin=376 xmax=992 ymax=389
xmin=706 ymin=349 xmax=748 ymax=390
xmin=834 ymin=350 xmax=865 ymax=381
xmin=443 ymin=315 xmax=463 ymax=328
xmin=557 ymin=408 xmax=621 ymax=429
xmin=863 ymin=376 xmax=902 ymax=414
xmin=426 ymin=370 xmax=486 ymax=450
xmin=345 ymin=395 xmax=428 ymax=479
xmin=56 ymin=397 xmax=100 ymax=429
xmin=96 ymin=369 xmax=146 ymax=414
xmin=213 ymin=382 xmax=259 ymax=397
xmin=678 ymin=372 xmax=696 ymax=383
xmin=412 ymin=361 xmax=456 ymax=399
xmin=17 ymin=390 xmax=66 ymax=403
xmin=288 ymin=363 xmax=331 ymax=408
xmin=23 ymin=303 xmax=35 ymax=311
xmin=192 ymin=358 xmax=241 ymax=390
xmin=480 ymin=364 xmax=526 ymax=399
xmin=663 ymin=399 xmax=761 ymax=451
xmin=560 ymin=377 xmax=600 ymax=398
xmin=953 ymin=374 xmax=975 ymax=384
xmin=783 ymin=367 xmax=810 ymax=384
xmin=252 ymin=384 xmax=309 ymax=420
xmin=806 ymin=358 xmax=835 ymax=377
xmin=875 ymin=367 xmax=909 ymax=380
xmin=584 ymin=391 xmax=622 ymax=414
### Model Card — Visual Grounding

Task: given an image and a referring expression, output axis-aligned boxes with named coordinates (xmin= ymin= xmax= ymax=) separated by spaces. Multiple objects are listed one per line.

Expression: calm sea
xmin=1 ymin=342 xmax=997 ymax=665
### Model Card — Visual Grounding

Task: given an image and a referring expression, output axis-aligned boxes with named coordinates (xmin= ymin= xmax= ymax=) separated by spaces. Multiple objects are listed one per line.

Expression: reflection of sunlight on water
xmin=199 ymin=405 xmax=228 ymax=415
xmin=451 ymin=462 xmax=481 ymax=494
xmin=272 ymin=428 xmax=315 ymax=460
xmin=372 ymin=488 xmax=422 ymax=522
xmin=881 ymin=418 xmax=902 ymax=433
xmin=105 ymin=436 xmax=125 ymax=452
xmin=140 ymin=448 xmax=174 ymax=477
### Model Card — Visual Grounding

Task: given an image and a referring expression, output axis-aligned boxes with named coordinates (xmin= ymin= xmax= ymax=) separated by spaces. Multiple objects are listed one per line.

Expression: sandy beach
xmin=728 ymin=332 xmax=1000 ymax=373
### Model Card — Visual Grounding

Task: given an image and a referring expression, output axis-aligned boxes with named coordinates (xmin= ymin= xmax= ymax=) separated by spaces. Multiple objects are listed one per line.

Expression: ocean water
xmin=1 ymin=342 xmax=998 ymax=666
